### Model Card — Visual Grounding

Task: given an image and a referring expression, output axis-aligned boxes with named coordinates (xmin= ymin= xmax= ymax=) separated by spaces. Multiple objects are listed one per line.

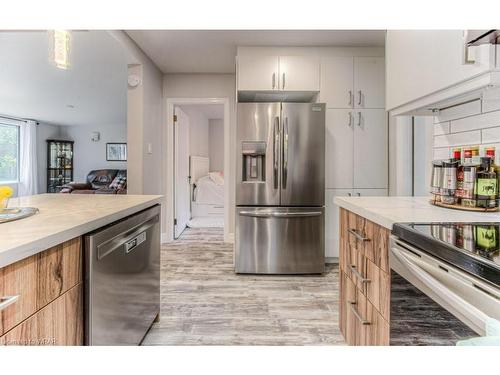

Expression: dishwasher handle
xmin=97 ymin=218 xmax=157 ymax=260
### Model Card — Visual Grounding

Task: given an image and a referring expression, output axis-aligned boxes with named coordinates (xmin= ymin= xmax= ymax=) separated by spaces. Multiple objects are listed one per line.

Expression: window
xmin=0 ymin=123 xmax=20 ymax=182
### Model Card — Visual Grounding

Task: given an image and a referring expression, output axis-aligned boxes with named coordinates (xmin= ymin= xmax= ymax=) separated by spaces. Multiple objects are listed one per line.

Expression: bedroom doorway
xmin=172 ymin=102 xmax=226 ymax=239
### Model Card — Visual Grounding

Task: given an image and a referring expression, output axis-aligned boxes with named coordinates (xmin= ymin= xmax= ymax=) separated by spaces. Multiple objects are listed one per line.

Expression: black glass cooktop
xmin=392 ymin=223 xmax=500 ymax=287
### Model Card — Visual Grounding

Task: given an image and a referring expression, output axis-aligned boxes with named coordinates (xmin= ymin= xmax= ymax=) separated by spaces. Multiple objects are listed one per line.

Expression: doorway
xmin=171 ymin=101 xmax=228 ymax=240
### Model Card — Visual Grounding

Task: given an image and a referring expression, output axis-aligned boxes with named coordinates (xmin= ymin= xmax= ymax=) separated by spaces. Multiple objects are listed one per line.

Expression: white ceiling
xmin=179 ymin=104 xmax=224 ymax=120
xmin=126 ymin=30 xmax=385 ymax=74
xmin=0 ymin=31 xmax=128 ymax=127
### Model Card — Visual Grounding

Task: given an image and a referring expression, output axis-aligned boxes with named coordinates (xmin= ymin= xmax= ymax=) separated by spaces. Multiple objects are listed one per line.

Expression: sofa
xmin=60 ymin=169 xmax=127 ymax=194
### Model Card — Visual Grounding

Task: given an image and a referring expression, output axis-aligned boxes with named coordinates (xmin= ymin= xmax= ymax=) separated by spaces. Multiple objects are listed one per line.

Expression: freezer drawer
xmin=235 ymin=207 xmax=325 ymax=274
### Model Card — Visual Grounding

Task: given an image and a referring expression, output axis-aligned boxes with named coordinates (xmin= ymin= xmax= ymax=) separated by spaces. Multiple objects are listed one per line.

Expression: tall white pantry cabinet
xmin=236 ymin=48 xmax=388 ymax=259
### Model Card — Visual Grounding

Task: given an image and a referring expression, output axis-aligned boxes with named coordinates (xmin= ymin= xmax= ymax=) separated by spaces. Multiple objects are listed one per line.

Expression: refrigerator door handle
xmin=239 ymin=210 xmax=322 ymax=218
xmin=273 ymin=116 xmax=280 ymax=189
xmin=282 ymin=117 xmax=289 ymax=189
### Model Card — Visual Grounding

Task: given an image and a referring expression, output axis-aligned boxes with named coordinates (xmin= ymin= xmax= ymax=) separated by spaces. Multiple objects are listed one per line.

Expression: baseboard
xmin=325 ymin=257 xmax=339 ymax=264
xmin=225 ymin=232 xmax=235 ymax=243
xmin=161 ymin=232 xmax=171 ymax=244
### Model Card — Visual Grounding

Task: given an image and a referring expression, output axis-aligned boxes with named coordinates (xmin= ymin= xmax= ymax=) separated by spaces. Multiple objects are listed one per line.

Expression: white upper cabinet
xmin=279 ymin=56 xmax=320 ymax=91
xmin=325 ymin=109 xmax=354 ymax=189
xmin=237 ymin=55 xmax=279 ymax=91
xmin=353 ymin=109 xmax=388 ymax=189
xmin=320 ymin=57 xmax=354 ymax=108
xmin=354 ymin=57 xmax=385 ymax=109
xmin=237 ymin=54 xmax=319 ymax=92
xmin=320 ymin=57 xmax=385 ymax=109
xmin=386 ymin=30 xmax=497 ymax=115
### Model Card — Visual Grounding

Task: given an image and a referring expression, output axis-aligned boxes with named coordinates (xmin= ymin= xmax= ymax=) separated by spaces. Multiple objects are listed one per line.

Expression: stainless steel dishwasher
xmin=84 ymin=205 xmax=160 ymax=345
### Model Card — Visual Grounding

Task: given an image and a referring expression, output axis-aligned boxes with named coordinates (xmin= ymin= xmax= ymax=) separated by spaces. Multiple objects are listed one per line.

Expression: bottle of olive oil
xmin=486 ymin=147 xmax=500 ymax=208
xmin=475 ymin=157 xmax=498 ymax=208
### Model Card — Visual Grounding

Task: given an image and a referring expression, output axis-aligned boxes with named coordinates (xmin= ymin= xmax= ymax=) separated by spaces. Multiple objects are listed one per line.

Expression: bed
xmin=190 ymin=156 xmax=224 ymax=219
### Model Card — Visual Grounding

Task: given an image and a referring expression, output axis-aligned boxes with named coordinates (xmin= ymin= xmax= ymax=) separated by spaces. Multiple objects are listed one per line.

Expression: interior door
xmin=280 ymin=103 xmax=325 ymax=206
xmin=354 ymin=57 xmax=385 ymax=109
xmin=279 ymin=56 xmax=320 ymax=91
xmin=174 ymin=107 xmax=191 ymax=239
xmin=320 ymin=57 xmax=354 ymax=108
xmin=325 ymin=109 xmax=354 ymax=189
xmin=353 ymin=109 xmax=388 ymax=189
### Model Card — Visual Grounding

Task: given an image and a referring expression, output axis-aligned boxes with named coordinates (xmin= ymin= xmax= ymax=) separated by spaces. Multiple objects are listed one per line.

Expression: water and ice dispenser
xmin=242 ymin=142 xmax=266 ymax=182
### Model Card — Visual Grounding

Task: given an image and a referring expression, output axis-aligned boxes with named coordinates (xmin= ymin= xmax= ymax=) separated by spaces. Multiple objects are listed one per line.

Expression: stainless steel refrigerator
xmin=235 ymin=102 xmax=325 ymax=274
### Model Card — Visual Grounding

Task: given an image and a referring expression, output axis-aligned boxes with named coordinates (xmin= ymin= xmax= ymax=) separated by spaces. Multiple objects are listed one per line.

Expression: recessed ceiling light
xmin=66 ymin=104 xmax=75 ymax=108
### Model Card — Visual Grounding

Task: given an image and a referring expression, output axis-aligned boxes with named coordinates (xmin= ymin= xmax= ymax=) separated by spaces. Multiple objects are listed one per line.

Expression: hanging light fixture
xmin=49 ymin=30 xmax=71 ymax=70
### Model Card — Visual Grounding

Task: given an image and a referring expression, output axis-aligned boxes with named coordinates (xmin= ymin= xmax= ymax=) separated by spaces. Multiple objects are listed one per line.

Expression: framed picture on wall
xmin=106 ymin=143 xmax=127 ymax=161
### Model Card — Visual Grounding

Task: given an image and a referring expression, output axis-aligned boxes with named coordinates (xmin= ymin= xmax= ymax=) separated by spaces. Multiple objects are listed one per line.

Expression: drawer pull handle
xmin=347 ymin=228 xmax=371 ymax=242
xmin=0 ymin=295 xmax=19 ymax=311
xmin=349 ymin=264 xmax=371 ymax=283
xmin=349 ymin=301 xmax=371 ymax=325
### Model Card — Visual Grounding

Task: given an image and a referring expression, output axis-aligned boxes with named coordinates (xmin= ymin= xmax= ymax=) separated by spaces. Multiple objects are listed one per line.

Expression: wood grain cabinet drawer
xmin=1 ymin=284 xmax=83 ymax=346
xmin=349 ymin=286 xmax=390 ymax=346
xmin=0 ymin=237 xmax=82 ymax=336
xmin=364 ymin=259 xmax=390 ymax=322
xmin=339 ymin=271 xmax=357 ymax=345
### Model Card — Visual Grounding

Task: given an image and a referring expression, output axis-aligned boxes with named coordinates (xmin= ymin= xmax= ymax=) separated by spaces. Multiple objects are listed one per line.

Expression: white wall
xmin=110 ymin=31 xmax=164 ymax=197
xmin=163 ymin=73 xmax=236 ymax=235
xmin=432 ymin=98 xmax=500 ymax=163
xmin=209 ymin=119 xmax=224 ymax=172
xmin=388 ymin=116 xmax=413 ymax=196
xmin=59 ymin=123 xmax=127 ymax=182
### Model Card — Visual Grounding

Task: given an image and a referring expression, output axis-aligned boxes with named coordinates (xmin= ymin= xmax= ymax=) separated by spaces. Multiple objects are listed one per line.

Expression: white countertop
xmin=334 ymin=196 xmax=500 ymax=230
xmin=0 ymin=194 xmax=163 ymax=268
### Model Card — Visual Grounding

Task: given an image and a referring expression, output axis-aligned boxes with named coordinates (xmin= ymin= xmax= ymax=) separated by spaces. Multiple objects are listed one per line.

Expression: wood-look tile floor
xmin=142 ymin=227 xmax=345 ymax=345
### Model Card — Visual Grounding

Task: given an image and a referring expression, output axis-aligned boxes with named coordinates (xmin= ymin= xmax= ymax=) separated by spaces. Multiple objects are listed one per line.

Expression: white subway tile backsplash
xmin=483 ymin=98 xmax=500 ymax=113
xmin=434 ymin=130 xmax=481 ymax=148
xmin=433 ymin=99 xmax=500 ymax=162
xmin=433 ymin=122 xmax=450 ymax=136
xmin=433 ymin=99 xmax=481 ymax=123
xmin=433 ymin=147 xmax=450 ymax=160
xmin=451 ymin=110 xmax=500 ymax=133
xmin=481 ymin=126 xmax=500 ymax=144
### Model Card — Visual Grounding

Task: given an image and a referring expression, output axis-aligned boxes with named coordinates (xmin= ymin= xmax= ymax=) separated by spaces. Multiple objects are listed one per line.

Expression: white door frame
xmin=165 ymin=97 xmax=231 ymax=242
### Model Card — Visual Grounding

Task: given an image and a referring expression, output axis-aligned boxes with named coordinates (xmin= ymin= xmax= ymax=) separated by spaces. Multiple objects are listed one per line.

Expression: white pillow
xmin=209 ymin=171 xmax=224 ymax=185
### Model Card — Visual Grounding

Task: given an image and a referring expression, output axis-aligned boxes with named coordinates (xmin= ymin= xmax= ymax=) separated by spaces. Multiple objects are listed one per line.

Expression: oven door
xmin=390 ymin=237 xmax=500 ymax=336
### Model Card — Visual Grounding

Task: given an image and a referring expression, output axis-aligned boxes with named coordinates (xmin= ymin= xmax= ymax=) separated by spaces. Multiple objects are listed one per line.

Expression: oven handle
xmin=391 ymin=244 xmax=491 ymax=332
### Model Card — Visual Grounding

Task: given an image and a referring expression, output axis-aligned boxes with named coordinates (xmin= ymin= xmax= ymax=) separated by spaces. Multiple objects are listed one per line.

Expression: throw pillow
xmin=110 ymin=176 xmax=127 ymax=190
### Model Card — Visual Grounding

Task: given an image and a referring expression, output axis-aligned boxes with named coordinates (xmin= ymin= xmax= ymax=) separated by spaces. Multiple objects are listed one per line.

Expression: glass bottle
xmin=475 ymin=157 xmax=497 ymax=208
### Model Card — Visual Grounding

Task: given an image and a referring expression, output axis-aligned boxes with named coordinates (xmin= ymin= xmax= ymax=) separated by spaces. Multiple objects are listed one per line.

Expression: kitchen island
xmin=334 ymin=196 xmax=499 ymax=346
xmin=0 ymin=194 xmax=162 ymax=345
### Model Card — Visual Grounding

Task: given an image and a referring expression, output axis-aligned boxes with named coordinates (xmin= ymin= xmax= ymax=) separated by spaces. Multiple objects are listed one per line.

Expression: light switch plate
xmin=147 ymin=143 xmax=153 ymax=154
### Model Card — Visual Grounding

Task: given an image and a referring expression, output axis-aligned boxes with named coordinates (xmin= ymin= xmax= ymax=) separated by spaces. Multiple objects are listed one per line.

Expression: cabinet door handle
xmin=348 ymin=192 xmax=352 ymax=197
xmin=358 ymin=90 xmax=362 ymax=106
xmin=349 ymin=301 xmax=371 ymax=325
xmin=349 ymin=264 xmax=371 ymax=283
xmin=0 ymin=295 xmax=19 ymax=311
xmin=348 ymin=90 xmax=353 ymax=106
xmin=348 ymin=112 xmax=353 ymax=127
xmin=357 ymin=112 xmax=362 ymax=127
xmin=347 ymin=228 xmax=371 ymax=242
xmin=272 ymin=73 xmax=276 ymax=89
xmin=357 ymin=192 xmax=361 ymax=197
xmin=282 ymin=73 xmax=286 ymax=90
